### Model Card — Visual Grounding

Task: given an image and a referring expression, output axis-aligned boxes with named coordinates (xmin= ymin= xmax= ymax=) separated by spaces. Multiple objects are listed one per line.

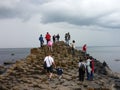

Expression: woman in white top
xmin=86 ymin=57 xmax=92 ymax=80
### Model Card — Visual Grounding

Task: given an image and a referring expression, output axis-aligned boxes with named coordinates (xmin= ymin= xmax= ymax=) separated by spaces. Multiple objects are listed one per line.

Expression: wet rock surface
xmin=0 ymin=41 xmax=120 ymax=90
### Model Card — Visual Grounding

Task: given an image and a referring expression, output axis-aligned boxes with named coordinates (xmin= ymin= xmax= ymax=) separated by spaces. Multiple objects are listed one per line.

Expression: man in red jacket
xmin=45 ymin=32 xmax=51 ymax=44
xmin=82 ymin=44 xmax=87 ymax=56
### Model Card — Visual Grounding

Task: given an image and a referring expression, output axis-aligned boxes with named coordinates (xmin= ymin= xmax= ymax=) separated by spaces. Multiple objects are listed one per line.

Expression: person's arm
xmin=51 ymin=57 xmax=56 ymax=68
xmin=52 ymin=60 xmax=56 ymax=68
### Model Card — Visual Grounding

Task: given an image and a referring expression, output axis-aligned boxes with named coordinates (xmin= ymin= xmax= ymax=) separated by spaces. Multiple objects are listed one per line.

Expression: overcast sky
xmin=0 ymin=0 xmax=120 ymax=48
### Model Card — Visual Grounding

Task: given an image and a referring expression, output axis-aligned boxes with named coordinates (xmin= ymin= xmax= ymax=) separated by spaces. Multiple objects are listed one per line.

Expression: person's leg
xmin=87 ymin=72 xmax=91 ymax=80
xmin=79 ymin=69 xmax=80 ymax=80
xmin=49 ymin=73 xmax=53 ymax=79
xmin=49 ymin=66 xmax=53 ymax=79
xmin=46 ymin=67 xmax=50 ymax=79
xmin=59 ymin=75 xmax=62 ymax=79
xmin=90 ymin=71 xmax=94 ymax=80
xmin=40 ymin=41 xmax=42 ymax=47
xmin=86 ymin=70 xmax=90 ymax=80
xmin=50 ymin=46 xmax=53 ymax=51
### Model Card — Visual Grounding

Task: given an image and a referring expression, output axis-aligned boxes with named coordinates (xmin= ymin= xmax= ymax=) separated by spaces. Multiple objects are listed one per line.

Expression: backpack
xmin=79 ymin=63 xmax=85 ymax=71
xmin=43 ymin=61 xmax=47 ymax=69
xmin=56 ymin=68 xmax=63 ymax=75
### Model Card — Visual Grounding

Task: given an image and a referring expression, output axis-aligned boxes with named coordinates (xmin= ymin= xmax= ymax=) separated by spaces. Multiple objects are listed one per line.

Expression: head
xmin=47 ymin=52 xmax=51 ymax=56
xmin=72 ymin=40 xmax=75 ymax=43
xmin=79 ymin=59 xmax=83 ymax=62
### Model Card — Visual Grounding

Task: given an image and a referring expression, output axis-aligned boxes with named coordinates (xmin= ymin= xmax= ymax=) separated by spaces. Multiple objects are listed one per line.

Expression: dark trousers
xmin=79 ymin=69 xmax=85 ymax=81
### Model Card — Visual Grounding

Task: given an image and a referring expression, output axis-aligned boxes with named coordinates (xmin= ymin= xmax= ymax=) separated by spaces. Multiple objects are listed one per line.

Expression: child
xmin=56 ymin=67 xmax=63 ymax=81
xmin=48 ymin=40 xmax=53 ymax=51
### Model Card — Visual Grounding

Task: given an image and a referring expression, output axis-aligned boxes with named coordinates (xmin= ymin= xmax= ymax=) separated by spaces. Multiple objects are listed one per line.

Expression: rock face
xmin=0 ymin=41 xmax=119 ymax=90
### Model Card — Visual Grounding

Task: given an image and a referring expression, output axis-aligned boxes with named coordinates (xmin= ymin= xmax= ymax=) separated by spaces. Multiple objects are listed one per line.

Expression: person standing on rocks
xmin=64 ymin=32 xmax=71 ymax=46
xmin=78 ymin=59 xmax=86 ymax=83
xmin=86 ymin=57 xmax=92 ymax=80
xmin=45 ymin=32 xmax=51 ymax=44
xmin=48 ymin=40 xmax=53 ymax=51
xmin=90 ymin=56 xmax=94 ymax=80
xmin=52 ymin=35 xmax=56 ymax=43
xmin=82 ymin=44 xmax=87 ymax=57
xmin=39 ymin=34 xmax=44 ymax=47
xmin=44 ymin=53 xmax=56 ymax=80
xmin=65 ymin=33 xmax=67 ymax=44
xmin=70 ymin=40 xmax=75 ymax=55
xmin=56 ymin=34 xmax=60 ymax=42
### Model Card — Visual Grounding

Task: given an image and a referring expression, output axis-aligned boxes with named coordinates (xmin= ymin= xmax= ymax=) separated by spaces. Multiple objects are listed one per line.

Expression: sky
xmin=0 ymin=0 xmax=120 ymax=48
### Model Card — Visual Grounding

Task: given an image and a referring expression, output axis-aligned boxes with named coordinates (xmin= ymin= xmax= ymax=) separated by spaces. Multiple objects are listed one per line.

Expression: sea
xmin=0 ymin=46 xmax=120 ymax=73
xmin=77 ymin=46 xmax=120 ymax=73
xmin=0 ymin=48 xmax=30 ymax=65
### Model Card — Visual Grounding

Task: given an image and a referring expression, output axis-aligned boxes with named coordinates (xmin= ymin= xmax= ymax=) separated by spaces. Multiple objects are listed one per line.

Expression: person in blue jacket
xmin=39 ymin=34 xmax=44 ymax=47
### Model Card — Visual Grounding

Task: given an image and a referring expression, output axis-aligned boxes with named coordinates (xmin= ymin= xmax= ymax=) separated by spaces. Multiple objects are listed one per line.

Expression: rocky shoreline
xmin=0 ymin=41 xmax=120 ymax=90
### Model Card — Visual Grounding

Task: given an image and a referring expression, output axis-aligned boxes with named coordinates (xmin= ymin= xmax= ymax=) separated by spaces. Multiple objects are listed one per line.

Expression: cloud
xmin=0 ymin=0 xmax=46 ymax=20
xmin=40 ymin=0 xmax=120 ymax=28
xmin=0 ymin=0 xmax=120 ymax=29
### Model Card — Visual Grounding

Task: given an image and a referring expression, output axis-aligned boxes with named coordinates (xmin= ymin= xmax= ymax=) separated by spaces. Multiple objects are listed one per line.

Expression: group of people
xmin=78 ymin=56 xmax=94 ymax=83
xmin=39 ymin=32 xmax=72 ymax=51
xmin=40 ymin=32 xmax=93 ymax=83
xmin=43 ymin=53 xmax=94 ymax=82
xmin=52 ymin=34 xmax=60 ymax=43
xmin=39 ymin=32 xmax=71 ymax=47
xmin=39 ymin=32 xmax=61 ymax=51
xmin=65 ymin=32 xmax=71 ymax=46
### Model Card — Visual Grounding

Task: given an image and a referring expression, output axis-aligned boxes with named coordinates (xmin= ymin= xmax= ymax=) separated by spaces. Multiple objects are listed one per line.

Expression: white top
xmin=86 ymin=59 xmax=91 ymax=66
xmin=44 ymin=56 xmax=54 ymax=67
xmin=70 ymin=42 xmax=75 ymax=48
xmin=86 ymin=59 xmax=92 ymax=73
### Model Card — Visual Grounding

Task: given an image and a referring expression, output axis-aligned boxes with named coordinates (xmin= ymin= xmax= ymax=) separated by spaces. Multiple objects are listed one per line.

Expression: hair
xmin=72 ymin=40 xmax=75 ymax=43
xmin=79 ymin=59 xmax=83 ymax=62
xmin=79 ymin=57 xmax=83 ymax=62
xmin=47 ymin=52 xmax=51 ymax=56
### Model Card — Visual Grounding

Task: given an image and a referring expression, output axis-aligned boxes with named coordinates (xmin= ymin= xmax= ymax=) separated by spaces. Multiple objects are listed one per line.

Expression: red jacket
xmin=45 ymin=33 xmax=51 ymax=40
xmin=91 ymin=59 xmax=94 ymax=72
xmin=82 ymin=44 xmax=86 ymax=52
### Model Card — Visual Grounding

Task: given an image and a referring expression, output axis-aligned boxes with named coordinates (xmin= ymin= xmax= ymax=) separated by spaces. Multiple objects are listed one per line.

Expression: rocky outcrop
xmin=0 ymin=65 xmax=6 ymax=74
xmin=0 ymin=41 xmax=119 ymax=90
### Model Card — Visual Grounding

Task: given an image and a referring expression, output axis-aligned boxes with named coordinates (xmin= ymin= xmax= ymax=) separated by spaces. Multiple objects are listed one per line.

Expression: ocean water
xmin=0 ymin=47 xmax=120 ymax=73
xmin=0 ymin=48 xmax=30 ymax=65
xmin=77 ymin=46 xmax=120 ymax=73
